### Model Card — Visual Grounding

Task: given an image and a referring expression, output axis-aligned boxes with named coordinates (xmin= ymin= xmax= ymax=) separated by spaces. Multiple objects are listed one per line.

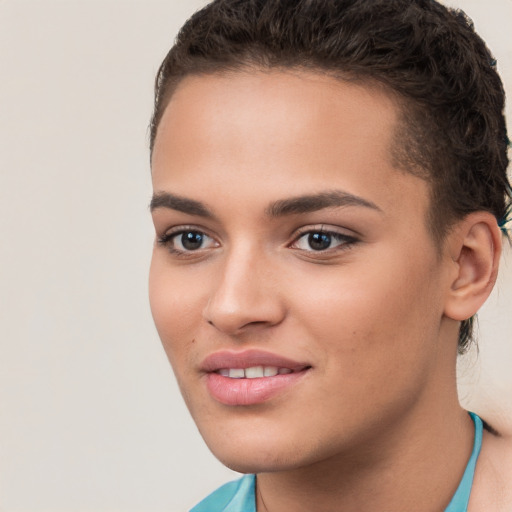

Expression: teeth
xmin=245 ymin=366 xmax=264 ymax=378
xmin=228 ymin=368 xmax=245 ymax=378
xmin=263 ymin=366 xmax=279 ymax=377
xmin=217 ymin=366 xmax=288 ymax=378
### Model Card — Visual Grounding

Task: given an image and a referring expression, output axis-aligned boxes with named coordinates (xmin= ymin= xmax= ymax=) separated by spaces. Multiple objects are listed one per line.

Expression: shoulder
xmin=469 ymin=426 xmax=512 ymax=512
xmin=189 ymin=474 xmax=256 ymax=512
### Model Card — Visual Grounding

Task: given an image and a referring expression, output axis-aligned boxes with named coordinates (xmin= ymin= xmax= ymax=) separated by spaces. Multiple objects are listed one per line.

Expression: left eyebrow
xmin=266 ymin=190 xmax=382 ymax=217
xmin=149 ymin=191 xmax=213 ymax=218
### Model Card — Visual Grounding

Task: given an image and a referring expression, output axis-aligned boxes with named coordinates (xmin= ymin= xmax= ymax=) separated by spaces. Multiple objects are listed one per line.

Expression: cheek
xmin=281 ymin=259 xmax=443 ymax=437
xmin=148 ymin=255 xmax=204 ymax=366
xmin=288 ymin=250 xmax=443 ymax=371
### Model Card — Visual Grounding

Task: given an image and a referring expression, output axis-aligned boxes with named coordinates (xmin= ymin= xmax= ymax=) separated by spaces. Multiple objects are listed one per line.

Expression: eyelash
xmin=157 ymin=226 xmax=218 ymax=256
xmin=290 ymin=227 xmax=358 ymax=254
xmin=157 ymin=226 xmax=358 ymax=257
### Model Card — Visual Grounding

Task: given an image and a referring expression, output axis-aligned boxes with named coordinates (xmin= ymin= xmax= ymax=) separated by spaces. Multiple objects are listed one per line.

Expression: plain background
xmin=0 ymin=0 xmax=510 ymax=510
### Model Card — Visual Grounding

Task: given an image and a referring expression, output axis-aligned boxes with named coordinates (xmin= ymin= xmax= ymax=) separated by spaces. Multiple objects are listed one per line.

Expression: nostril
xmin=203 ymin=287 xmax=286 ymax=334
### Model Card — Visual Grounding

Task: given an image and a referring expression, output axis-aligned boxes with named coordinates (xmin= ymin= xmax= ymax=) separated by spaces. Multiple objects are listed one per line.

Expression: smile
xmin=201 ymin=350 xmax=312 ymax=406
xmin=217 ymin=366 xmax=295 ymax=378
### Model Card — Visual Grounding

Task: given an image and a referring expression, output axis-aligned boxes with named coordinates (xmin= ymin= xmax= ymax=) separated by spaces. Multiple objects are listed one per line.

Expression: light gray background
xmin=0 ymin=1 xmax=510 ymax=510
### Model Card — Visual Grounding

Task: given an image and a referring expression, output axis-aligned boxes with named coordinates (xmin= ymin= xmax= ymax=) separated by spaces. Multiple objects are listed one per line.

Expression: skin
xmin=149 ymin=70 xmax=506 ymax=511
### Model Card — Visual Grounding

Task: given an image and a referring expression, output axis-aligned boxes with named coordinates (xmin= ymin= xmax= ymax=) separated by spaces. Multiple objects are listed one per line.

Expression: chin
xmin=197 ymin=422 xmax=322 ymax=474
xmin=213 ymin=446 xmax=304 ymax=474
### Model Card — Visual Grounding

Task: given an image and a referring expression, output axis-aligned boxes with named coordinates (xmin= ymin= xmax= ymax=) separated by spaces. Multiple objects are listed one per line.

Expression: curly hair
xmin=150 ymin=0 xmax=511 ymax=353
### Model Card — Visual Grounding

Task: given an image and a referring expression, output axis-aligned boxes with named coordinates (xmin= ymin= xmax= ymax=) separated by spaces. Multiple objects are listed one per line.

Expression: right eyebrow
xmin=149 ymin=192 xmax=213 ymax=218
xmin=265 ymin=190 xmax=382 ymax=217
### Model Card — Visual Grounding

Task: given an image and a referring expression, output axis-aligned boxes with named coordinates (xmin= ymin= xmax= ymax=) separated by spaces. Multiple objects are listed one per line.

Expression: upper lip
xmin=200 ymin=349 xmax=311 ymax=373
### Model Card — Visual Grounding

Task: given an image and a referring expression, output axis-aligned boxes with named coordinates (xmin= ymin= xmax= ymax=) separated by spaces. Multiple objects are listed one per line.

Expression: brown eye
xmin=292 ymin=230 xmax=357 ymax=252
xmin=179 ymin=231 xmax=206 ymax=251
xmin=158 ymin=229 xmax=218 ymax=254
xmin=307 ymin=232 xmax=333 ymax=251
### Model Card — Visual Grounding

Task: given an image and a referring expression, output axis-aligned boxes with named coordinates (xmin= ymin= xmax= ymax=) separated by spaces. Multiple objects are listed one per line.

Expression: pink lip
xmin=200 ymin=349 xmax=309 ymax=372
xmin=201 ymin=350 xmax=311 ymax=406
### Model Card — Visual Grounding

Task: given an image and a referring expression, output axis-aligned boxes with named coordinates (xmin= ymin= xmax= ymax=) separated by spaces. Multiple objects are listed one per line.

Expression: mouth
xmin=201 ymin=350 xmax=312 ymax=406
xmin=216 ymin=365 xmax=309 ymax=379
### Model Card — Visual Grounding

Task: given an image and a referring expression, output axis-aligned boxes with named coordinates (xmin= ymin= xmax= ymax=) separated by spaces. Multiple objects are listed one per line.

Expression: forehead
xmin=153 ymin=69 xmax=399 ymax=169
xmin=151 ymin=70 xmax=430 ymax=227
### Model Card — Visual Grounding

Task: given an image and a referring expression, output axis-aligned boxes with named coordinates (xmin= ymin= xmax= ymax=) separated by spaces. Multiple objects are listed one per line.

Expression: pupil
xmin=181 ymin=231 xmax=203 ymax=250
xmin=308 ymin=232 xmax=331 ymax=250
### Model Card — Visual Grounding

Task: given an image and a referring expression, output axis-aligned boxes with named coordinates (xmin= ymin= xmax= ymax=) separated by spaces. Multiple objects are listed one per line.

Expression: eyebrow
xmin=266 ymin=190 xmax=382 ymax=217
xmin=150 ymin=192 xmax=213 ymax=217
xmin=149 ymin=189 xmax=382 ymax=218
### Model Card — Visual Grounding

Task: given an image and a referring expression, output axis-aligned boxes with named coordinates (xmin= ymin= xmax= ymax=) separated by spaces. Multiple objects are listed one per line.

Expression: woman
xmin=148 ymin=0 xmax=512 ymax=510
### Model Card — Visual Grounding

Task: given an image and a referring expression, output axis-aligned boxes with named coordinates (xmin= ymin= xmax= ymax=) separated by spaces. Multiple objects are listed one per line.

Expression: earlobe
xmin=444 ymin=212 xmax=502 ymax=322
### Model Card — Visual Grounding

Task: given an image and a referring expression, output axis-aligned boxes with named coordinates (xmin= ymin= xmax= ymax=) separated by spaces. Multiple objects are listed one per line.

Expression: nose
xmin=202 ymin=244 xmax=286 ymax=336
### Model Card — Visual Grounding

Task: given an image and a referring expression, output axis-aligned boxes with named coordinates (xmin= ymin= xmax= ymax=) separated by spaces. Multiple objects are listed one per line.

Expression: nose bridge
xmin=203 ymin=239 xmax=283 ymax=334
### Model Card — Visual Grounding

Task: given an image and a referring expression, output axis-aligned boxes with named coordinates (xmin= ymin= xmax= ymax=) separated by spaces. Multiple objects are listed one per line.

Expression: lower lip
xmin=205 ymin=371 xmax=309 ymax=406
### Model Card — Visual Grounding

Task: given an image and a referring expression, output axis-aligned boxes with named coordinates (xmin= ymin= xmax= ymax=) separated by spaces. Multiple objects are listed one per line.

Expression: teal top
xmin=444 ymin=412 xmax=483 ymax=512
xmin=191 ymin=412 xmax=483 ymax=512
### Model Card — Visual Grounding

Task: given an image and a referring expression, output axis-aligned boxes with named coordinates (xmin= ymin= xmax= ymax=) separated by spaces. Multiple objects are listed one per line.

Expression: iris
xmin=181 ymin=231 xmax=204 ymax=250
xmin=308 ymin=232 xmax=332 ymax=251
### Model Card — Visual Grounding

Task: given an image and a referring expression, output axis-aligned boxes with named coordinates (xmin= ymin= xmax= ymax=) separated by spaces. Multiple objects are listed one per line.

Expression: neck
xmin=256 ymin=395 xmax=474 ymax=512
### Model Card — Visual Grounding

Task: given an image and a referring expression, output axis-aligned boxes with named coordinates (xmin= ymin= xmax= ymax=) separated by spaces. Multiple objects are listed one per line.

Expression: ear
xmin=443 ymin=212 xmax=502 ymax=321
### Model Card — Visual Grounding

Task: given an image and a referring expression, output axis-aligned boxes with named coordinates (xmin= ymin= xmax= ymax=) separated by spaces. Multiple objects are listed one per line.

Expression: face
xmin=149 ymin=70 xmax=455 ymax=473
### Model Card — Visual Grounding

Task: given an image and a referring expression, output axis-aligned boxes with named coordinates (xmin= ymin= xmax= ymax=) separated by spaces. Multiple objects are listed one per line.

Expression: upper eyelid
xmin=291 ymin=224 xmax=358 ymax=239
xmin=157 ymin=225 xmax=218 ymax=246
xmin=291 ymin=231 xmax=357 ymax=244
xmin=160 ymin=224 xmax=216 ymax=238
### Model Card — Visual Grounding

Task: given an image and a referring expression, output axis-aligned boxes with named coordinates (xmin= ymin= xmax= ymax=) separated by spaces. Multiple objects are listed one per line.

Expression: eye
xmin=291 ymin=229 xmax=357 ymax=252
xmin=158 ymin=229 xmax=218 ymax=254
